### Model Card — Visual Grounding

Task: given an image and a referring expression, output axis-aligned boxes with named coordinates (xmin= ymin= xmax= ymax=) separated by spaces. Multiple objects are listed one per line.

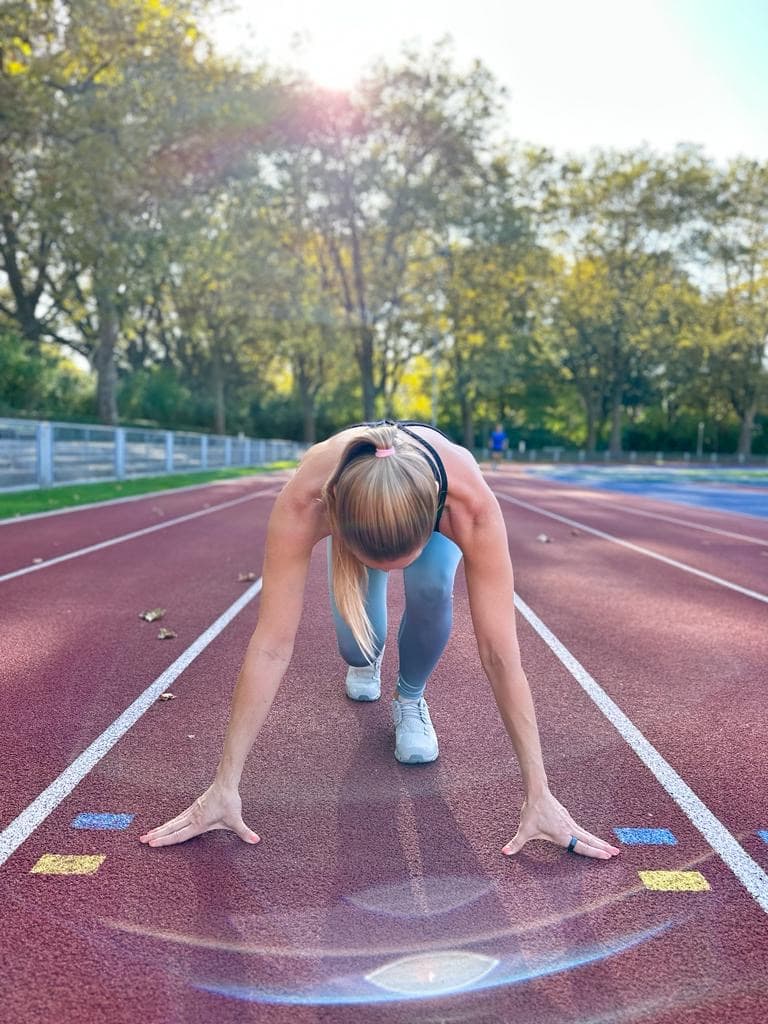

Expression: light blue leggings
xmin=328 ymin=532 xmax=463 ymax=699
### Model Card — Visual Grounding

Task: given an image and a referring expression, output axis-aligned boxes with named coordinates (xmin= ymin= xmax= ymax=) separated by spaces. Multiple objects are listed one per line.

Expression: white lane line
xmin=0 ymin=486 xmax=280 ymax=584
xmin=0 ymin=578 xmax=263 ymax=867
xmin=496 ymin=491 xmax=768 ymax=605
xmin=0 ymin=472 xmax=292 ymax=526
xmin=515 ymin=592 xmax=768 ymax=913
xmin=522 ymin=489 xmax=768 ymax=546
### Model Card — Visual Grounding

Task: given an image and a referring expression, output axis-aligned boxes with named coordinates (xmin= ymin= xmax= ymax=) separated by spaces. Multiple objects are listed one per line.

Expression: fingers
xmin=140 ymin=807 xmax=196 ymax=844
xmin=571 ymin=826 xmax=621 ymax=858
xmin=144 ymin=823 xmax=201 ymax=848
xmin=566 ymin=835 xmax=613 ymax=860
xmin=233 ymin=819 xmax=261 ymax=845
xmin=501 ymin=823 xmax=532 ymax=856
xmin=501 ymin=823 xmax=621 ymax=860
xmin=140 ymin=812 xmax=260 ymax=848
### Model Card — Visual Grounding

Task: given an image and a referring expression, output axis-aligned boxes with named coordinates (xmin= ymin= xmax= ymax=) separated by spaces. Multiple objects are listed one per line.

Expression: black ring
xmin=567 ymin=836 xmax=578 ymax=854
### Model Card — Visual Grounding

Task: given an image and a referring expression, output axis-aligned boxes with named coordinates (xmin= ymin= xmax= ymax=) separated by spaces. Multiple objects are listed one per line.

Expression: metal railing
xmin=475 ymin=446 xmax=768 ymax=467
xmin=0 ymin=418 xmax=304 ymax=491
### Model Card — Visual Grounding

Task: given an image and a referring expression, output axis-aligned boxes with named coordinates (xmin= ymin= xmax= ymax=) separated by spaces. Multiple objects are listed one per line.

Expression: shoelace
xmin=398 ymin=700 xmax=431 ymax=733
xmin=348 ymin=661 xmax=380 ymax=682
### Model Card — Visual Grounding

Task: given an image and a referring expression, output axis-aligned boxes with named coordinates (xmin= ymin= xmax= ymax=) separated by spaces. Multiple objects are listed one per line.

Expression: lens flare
xmin=365 ymin=951 xmax=500 ymax=996
xmin=194 ymin=922 xmax=671 ymax=1006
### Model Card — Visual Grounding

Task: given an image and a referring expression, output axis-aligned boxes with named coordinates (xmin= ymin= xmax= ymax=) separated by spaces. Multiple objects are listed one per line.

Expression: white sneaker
xmin=392 ymin=697 xmax=439 ymax=763
xmin=345 ymin=651 xmax=383 ymax=701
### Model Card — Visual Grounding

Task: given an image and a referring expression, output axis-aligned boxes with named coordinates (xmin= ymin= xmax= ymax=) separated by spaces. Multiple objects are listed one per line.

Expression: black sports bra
xmin=353 ymin=419 xmax=450 ymax=531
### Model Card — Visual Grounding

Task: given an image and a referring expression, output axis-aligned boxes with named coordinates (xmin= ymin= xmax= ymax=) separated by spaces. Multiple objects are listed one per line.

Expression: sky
xmin=205 ymin=0 xmax=768 ymax=163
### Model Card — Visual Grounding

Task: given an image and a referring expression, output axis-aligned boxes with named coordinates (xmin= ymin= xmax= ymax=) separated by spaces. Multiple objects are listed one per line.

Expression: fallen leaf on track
xmin=32 ymin=557 xmax=44 ymax=564
xmin=570 ymin=529 xmax=580 ymax=536
xmin=536 ymin=533 xmax=552 ymax=543
xmin=157 ymin=693 xmax=176 ymax=702
xmin=157 ymin=628 xmax=177 ymax=640
xmin=238 ymin=571 xmax=258 ymax=582
xmin=139 ymin=608 xmax=166 ymax=622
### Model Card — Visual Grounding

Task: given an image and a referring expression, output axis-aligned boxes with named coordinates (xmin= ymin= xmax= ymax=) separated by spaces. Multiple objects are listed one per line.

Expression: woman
xmin=141 ymin=421 xmax=620 ymax=860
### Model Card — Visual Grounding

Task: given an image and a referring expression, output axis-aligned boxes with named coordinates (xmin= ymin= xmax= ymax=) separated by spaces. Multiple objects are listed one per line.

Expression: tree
xmin=694 ymin=158 xmax=768 ymax=455
xmin=1 ymin=0 xmax=286 ymax=423
xmin=546 ymin=149 xmax=708 ymax=454
xmin=280 ymin=42 xmax=504 ymax=420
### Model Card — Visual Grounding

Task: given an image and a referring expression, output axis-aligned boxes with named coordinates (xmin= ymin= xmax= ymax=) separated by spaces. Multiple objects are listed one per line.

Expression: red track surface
xmin=1 ymin=469 xmax=767 ymax=1023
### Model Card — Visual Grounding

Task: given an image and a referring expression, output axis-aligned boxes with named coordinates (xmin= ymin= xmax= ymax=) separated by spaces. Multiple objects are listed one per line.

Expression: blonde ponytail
xmin=323 ymin=424 xmax=438 ymax=661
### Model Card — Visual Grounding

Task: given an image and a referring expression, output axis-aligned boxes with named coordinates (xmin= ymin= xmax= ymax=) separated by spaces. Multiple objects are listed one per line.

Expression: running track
xmin=1 ymin=467 xmax=767 ymax=1023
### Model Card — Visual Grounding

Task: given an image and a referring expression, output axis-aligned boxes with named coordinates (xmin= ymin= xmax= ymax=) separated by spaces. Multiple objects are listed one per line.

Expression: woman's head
xmin=322 ymin=423 xmax=439 ymax=658
xmin=323 ymin=423 xmax=438 ymax=563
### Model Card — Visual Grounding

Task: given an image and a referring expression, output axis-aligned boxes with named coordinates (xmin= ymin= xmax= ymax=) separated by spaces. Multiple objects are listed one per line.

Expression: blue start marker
xmin=613 ymin=827 xmax=678 ymax=846
xmin=757 ymin=830 xmax=768 ymax=845
xmin=71 ymin=813 xmax=134 ymax=830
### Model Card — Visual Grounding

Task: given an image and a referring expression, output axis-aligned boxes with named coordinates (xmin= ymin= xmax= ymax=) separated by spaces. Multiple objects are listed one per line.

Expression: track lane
xmin=488 ymin=468 xmax=768 ymax=537
xmin=490 ymin=480 xmax=768 ymax=600
xmin=2 ymin=541 xmax=767 ymax=1023
xmin=489 ymin=481 xmax=766 ymax=865
xmin=0 ymin=473 xmax=290 ymax=576
xmin=0 ymin=489 xmax=276 ymax=826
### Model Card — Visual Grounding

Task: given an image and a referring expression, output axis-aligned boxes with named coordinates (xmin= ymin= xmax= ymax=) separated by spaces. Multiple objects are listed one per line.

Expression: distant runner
xmin=141 ymin=420 xmax=620 ymax=861
xmin=488 ymin=422 xmax=508 ymax=467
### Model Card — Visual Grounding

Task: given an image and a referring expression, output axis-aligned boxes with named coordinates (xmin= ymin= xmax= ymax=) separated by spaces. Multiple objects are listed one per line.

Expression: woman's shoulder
xmin=279 ymin=432 xmax=352 ymax=506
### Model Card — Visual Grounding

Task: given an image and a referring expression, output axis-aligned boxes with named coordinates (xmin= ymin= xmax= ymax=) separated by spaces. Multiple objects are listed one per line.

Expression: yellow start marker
xmin=30 ymin=854 xmax=106 ymax=875
xmin=639 ymin=870 xmax=710 ymax=892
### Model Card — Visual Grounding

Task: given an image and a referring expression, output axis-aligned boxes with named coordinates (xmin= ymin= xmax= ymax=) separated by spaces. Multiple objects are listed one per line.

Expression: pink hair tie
xmin=375 ymin=447 xmax=395 ymax=458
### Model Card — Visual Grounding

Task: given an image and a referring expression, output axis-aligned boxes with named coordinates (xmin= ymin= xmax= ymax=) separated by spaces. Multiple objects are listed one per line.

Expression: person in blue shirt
xmin=488 ymin=423 xmax=508 ymax=467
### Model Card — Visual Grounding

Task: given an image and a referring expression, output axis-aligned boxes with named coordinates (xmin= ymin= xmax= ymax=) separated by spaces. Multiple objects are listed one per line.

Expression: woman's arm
xmin=140 ymin=480 xmax=322 ymax=848
xmin=454 ymin=486 xmax=620 ymax=860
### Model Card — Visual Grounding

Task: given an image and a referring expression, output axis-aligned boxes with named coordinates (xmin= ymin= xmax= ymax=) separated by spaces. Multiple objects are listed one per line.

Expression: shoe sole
xmin=395 ymin=749 xmax=439 ymax=764
xmin=346 ymin=689 xmax=380 ymax=701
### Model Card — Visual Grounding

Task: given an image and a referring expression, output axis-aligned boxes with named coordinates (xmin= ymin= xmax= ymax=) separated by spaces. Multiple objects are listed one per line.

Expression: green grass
xmin=0 ymin=463 xmax=296 ymax=520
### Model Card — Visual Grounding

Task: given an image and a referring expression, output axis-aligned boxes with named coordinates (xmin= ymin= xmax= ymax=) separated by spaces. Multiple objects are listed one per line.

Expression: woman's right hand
xmin=139 ymin=782 xmax=260 ymax=848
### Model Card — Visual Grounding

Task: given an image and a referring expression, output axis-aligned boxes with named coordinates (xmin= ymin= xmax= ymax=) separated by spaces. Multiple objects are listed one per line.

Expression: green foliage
xmin=1 ymin=9 xmax=766 ymax=453
xmin=0 ymin=328 xmax=93 ymax=418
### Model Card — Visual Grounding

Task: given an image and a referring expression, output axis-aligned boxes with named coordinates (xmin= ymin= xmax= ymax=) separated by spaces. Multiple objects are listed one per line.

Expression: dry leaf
xmin=139 ymin=608 xmax=166 ymax=622
xmin=536 ymin=533 xmax=552 ymax=543
xmin=238 ymin=571 xmax=258 ymax=582
xmin=157 ymin=627 xmax=177 ymax=640
xmin=32 ymin=557 xmax=44 ymax=564
xmin=158 ymin=693 xmax=176 ymax=702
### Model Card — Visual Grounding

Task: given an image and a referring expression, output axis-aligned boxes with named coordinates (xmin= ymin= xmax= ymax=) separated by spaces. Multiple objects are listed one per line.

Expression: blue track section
xmin=525 ymin=467 xmax=768 ymax=520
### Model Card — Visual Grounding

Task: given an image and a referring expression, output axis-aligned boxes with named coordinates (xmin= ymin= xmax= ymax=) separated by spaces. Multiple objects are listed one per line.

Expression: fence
xmin=474 ymin=445 xmax=768 ymax=467
xmin=0 ymin=418 xmax=304 ymax=491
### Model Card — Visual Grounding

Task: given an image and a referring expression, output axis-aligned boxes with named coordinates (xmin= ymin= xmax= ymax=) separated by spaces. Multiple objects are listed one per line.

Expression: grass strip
xmin=0 ymin=464 xmax=296 ymax=520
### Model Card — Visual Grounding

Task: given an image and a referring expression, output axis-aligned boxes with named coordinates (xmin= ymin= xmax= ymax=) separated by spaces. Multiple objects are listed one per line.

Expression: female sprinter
xmin=141 ymin=421 xmax=620 ymax=860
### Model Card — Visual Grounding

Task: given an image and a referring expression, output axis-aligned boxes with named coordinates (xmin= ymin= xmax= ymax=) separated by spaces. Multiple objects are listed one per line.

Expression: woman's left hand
xmin=502 ymin=789 xmax=621 ymax=860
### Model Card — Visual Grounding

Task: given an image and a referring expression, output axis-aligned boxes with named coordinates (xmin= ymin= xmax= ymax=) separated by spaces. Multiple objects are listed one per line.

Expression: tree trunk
xmin=1 ymin=213 xmax=44 ymax=343
xmin=461 ymin=401 xmax=475 ymax=451
xmin=212 ymin=347 xmax=226 ymax=435
xmin=609 ymin=386 xmax=623 ymax=456
xmin=577 ymin=386 xmax=599 ymax=453
xmin=296 ymin=363 xmax=317 ymax=444
xmin=94 ymin=284 xmax=119 ymax=425
xmin=358 ymin=325 xmax=376 ymax=420
xmin=302 ymin=400 xmax=316 ymax=444
xmin=737 ymin=401 xmax=757 ymax=456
